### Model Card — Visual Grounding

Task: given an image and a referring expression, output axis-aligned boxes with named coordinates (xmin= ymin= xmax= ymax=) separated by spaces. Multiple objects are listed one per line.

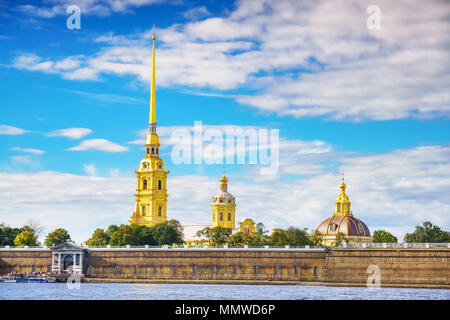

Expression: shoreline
xmin=83 ymin=278 xmax=450 ymax=289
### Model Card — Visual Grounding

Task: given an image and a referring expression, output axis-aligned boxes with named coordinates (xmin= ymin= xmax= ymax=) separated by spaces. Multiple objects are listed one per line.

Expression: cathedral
xmin=128 ymin=30 xmax=255 ymax=243
xmin=128 ymin=30 xmax=371 ymax=246
xmin=316 ymin=176 xmax=372 ymax=245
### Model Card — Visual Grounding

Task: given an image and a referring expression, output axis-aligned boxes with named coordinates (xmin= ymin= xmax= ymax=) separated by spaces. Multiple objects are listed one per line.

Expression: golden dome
xmin=220 ymin=174 xmax=228 ymax=184
xmin=316 ymin=175 xmax=371 ymax=237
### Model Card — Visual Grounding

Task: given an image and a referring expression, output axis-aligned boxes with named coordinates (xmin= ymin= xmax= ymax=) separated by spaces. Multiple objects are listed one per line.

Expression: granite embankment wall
xmin=84 ymin=248 xmax=325 ymax=281
xmin=324 ymin=247 xmax=449 ymax=286
xmin=1 ymin=247 xmax=449 ymax=287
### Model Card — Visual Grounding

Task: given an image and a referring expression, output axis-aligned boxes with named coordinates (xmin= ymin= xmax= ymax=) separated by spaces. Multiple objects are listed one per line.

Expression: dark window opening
xmin=158 ymin=206 xmax=162 ymax=216
xmin=233 ymin=265 xmax=238 ymax=275
xmin=294 ymin=266 xmax=299 ymax=276
xmin=314 ymin=266 xmax=319 ymax=277
xmin=193 ymin=265 xmax=197 ymax=275
xmin=158 ymin=180 xmax=162 ymax=190
xmin=114 ymin=265 xmax=119 ymax=276
xmin=172 ymin=265 xmax=177 ymax=275
xmin=212 ymin=265 xmax=217 ymax=274
xmin=274 ymin=266 xmax=279 ymax=275
xmin=153 ymin=266 xmax=157 ymax=275
xmin=228 ymin=212 xmax=231 ymax=221
xmin=253 ymin=266 xmax=258 ymax=275
xmin=220 ymin=212 xmax=223 ymax=221
xmin=134 ymin=265 xmax=138 ymax=275
xmin=143 ymin=179 xmax=147 ymax=189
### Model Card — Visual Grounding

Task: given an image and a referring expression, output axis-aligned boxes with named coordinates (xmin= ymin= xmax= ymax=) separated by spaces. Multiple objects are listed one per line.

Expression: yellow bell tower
xmin=129 ymin=26 xmax=169 ymax=227
xmin=211 ymin=169 xmax=236 ymax=229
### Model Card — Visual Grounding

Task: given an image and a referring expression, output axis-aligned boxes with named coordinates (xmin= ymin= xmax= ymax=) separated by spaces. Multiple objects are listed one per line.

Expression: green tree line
xmin=86 ymin=220 xmax=184 ymax=246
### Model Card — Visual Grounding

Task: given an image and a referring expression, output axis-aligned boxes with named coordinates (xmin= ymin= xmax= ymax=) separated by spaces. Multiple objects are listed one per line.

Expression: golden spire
xmin=144 ymin=24 xmax=159 ymax=154
xmin=340 ymin=172 xmax=346 ymax=192
xmin=149 ymin=24 xmax=156 ymax=128
xmin=220 ymin=166 xmax=228 ymax=184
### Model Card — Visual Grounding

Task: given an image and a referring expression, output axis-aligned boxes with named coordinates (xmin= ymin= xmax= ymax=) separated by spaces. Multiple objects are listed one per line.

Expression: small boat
xmin=46 ymin=278 xmax=56 ymax=283
xmin=27 ymin=278 xmax=46 ymax=283
xmin=2 ymin=279 xmax=17 ymax=283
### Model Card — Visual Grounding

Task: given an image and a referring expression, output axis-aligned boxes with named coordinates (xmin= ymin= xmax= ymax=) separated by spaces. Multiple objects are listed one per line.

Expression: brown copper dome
xmin=317 ymin=215 xmax=370 ymax=236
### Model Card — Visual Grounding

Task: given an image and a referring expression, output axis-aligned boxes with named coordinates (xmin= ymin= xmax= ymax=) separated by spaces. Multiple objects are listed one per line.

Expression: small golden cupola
xmin=211 ymin=169 xmax=236 ymax=229
xmin=334 ymin=175 xmax=352 ymax=216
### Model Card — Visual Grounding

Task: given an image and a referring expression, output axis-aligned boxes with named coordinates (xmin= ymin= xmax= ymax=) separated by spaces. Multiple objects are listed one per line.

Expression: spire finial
xmin=152 ymin=23 xmax=155 ymax=40
xmin=342 ymin=172 xmax=344 ymax=182
xmin=223 ymin=165 xmax=225 ymax=176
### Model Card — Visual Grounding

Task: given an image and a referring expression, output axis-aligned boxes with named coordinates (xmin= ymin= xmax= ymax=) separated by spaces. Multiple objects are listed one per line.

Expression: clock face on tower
xmin=142 ymin=162 xmax=148 ymax=170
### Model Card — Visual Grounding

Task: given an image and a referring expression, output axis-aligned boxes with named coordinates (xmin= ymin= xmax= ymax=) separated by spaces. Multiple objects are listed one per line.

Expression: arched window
xmin=156 ymin=148 xmax=159 ymax=154
xmin=152 ymin=147 xmax=155 ymax=154
xmin=142 ymin=206 xmax=146 ymax=216
xmin=158 ymin=180 xmax=162 ymax=190
xmin=219 ymin=212 xmax=223 ymax=221
xmin=143 ymin=179 xmax=147 ymax=190
xmin=228 ymin=212 xmax=231 ymax=221
xmin=146 ymin=147 xmax=150 ymax=156
xmin=158 ymin=206 xmax=162 ymax=217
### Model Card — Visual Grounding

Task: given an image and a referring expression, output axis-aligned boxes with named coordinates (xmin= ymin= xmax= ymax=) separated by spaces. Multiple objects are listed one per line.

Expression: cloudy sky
xmin=0 ymin=0 xmax=449 ymax=244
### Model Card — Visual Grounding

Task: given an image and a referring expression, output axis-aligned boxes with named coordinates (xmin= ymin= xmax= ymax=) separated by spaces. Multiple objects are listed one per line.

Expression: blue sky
xmin=0 ymin=0 xmax=449 ymax=243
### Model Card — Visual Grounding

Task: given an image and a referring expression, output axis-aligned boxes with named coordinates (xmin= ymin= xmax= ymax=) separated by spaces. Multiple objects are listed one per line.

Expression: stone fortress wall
xmin=1 ymin=245 xmax=449 ymax=287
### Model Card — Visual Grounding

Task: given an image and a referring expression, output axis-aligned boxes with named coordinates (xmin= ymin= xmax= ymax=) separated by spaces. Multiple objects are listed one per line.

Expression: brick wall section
xmin=1 ymin=247 xmax=449 ymax=286
xmin=0 ymin=249 xmax=52 ymax=274
xmin=84 ymin=249 xmax=326 ymax=281
xmin=324 ymin=248 xmax=450 ymax=285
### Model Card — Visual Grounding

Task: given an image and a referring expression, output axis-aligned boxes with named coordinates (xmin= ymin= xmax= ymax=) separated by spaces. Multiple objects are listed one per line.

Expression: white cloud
xmin=1 ymin=144 xmax=448 ymax=243
xmin=68 ymin=139 xmax=128 ymax=152
xmin=10 ymin=156 xmax=32 ymax=164
xmin=47 ymin=128 xmax=92 ymax=139
xmin=14 ymin=0 xmax=164 ymax=18
xmin=182 ymin=6 xmax=211 ymax=20
xmin=10 ymin=0 xmax=450 ymax=120
xmin=0 ymin=125 xmax=27 ymax=135
xmin=11 ymin=147 xmax=45 ymax=155
xmin=83 ymin=164 xmax=97 ymax=176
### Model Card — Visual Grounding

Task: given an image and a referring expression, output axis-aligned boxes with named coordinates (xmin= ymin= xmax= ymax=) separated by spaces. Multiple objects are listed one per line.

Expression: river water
xmin=0 ymin=283 xmax=449 ymax=300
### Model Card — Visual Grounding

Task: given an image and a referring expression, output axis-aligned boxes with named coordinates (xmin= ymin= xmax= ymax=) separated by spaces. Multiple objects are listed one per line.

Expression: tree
xmin=132 ymin=225 xmax=156 ymax=246
xmin=247 ymin=222 xmax=270 ymax=246
xmin=227 ymin=232 xmax=245 ymax=246
xmin=0 ymin=224 xmax=21 ymax=246
xmin=270 ymin=228 xmax=291 ymax=246
xmin=109 ymin=229 xmax=132 ymax=246
xmin=86 ymin=228 xmax=110 ymax=246
xmin=196 ymin=227 xmax=213 ymax=245
xmin=44 ymin=228 xmax=71 ymax=247
xmin=309 ymin=230 xmax=323 ymax=247
xmin=286 ymin=227 xmax=312 ymax=246
xmin=24 ymin=219 xmax=45 ymax=238
xmin=106 ymin=224 xmax=120 ymax=239
xmin=403 ymin=221 xmax=450 ymax=243
xmin=372 ymin=230 xmax=397 ymax=243
xmin=210 ymin=227 xmax=232 ymax=247
xmin=333 ymin=232 xmax=349 ymax=246
xmin=151 ymin=223 xmax=183 ymax=245
xmin=167 ymin=220 xmax=184 ymax=241
xmin=13 ymin=230 xmax=39 ymax=247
